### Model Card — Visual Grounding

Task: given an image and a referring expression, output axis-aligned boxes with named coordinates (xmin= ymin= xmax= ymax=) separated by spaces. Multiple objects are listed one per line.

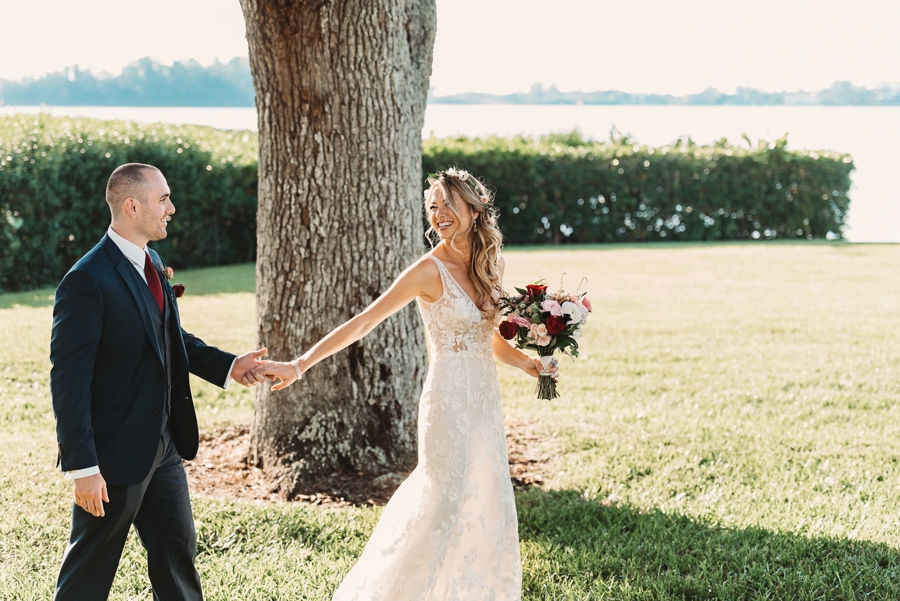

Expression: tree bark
xmin=239 ymin=0 xmax=435 ymax=496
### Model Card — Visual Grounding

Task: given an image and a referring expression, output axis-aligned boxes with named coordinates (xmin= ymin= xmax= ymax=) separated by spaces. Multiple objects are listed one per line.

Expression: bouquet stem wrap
xmin=536 ymin=354 xmax=559 ymax=400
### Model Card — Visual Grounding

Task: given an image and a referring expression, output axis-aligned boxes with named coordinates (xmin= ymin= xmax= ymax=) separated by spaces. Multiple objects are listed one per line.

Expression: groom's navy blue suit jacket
xmin=50 ymin=235 xmax=235 ymax=486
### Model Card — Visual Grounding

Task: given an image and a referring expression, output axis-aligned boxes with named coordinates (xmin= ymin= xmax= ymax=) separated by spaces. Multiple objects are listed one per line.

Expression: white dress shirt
xmin=64 ymin=227 xmax=236 ymax=480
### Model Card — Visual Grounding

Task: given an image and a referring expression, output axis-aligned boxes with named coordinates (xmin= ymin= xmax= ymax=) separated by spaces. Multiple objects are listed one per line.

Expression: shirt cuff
xmin=223 ymin=357 xmax=238 ymax=389
xmin=64 ymin=466 xmax=100 ymax=480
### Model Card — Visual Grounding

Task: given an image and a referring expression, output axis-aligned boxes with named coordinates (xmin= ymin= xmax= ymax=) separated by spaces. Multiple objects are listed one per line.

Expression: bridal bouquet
xmin=497 ymin=280 xmax=592 ymax=400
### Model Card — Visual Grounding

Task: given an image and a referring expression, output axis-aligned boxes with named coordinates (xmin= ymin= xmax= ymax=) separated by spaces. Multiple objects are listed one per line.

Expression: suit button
xmin=156 ymin=373 xmax=164 ymax=380
xmin=153 ymin=407 xmax=162 ymax=414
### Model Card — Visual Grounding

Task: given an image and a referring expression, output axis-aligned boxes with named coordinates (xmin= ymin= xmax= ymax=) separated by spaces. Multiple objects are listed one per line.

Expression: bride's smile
xmin=428 ymin=186 xmax=474 ymax=243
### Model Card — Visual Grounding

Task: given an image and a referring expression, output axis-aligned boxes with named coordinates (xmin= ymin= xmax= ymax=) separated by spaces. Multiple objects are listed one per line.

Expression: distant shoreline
xmin=1 ymin=57 xmax=898 ymax=107
xmin=5 ymin=102 xmax=900 ymax=110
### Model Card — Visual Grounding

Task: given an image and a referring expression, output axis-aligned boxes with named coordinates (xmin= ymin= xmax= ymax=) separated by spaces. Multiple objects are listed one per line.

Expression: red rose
xmin=498 ymin=320 xmax=517 ymax=340
xmin=526 ymin=284 xmax=547 ymax=298
xmin=172 ymin=283 xmax=185 ymax=298
xmin=545 ymin=314 xmax=566 ymax=335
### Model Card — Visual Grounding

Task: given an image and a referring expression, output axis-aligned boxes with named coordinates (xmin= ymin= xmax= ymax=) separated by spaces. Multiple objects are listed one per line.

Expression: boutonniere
xmin=153 ymin=257 xmax=174 ymax=282
xmin=172 ymin=283 xmax=185 ymax=298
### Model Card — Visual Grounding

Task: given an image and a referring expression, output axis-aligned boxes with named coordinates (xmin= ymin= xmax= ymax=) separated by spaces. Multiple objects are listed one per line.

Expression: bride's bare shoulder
xmin=403 ymin=252 xmax=442 ymax=301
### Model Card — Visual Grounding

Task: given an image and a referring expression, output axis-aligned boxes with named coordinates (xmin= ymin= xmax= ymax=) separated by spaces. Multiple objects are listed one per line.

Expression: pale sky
xmin=0 ymin=0 xmax=898 ymax=96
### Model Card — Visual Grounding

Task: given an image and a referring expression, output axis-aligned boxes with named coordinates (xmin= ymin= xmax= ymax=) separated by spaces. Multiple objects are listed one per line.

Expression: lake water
xmin=3 ymin=104 xmax=898 ymax=242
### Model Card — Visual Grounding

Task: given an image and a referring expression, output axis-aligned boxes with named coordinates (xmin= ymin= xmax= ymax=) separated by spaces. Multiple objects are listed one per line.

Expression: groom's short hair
xmin=106 ymin=163 xmax=160 ymax=216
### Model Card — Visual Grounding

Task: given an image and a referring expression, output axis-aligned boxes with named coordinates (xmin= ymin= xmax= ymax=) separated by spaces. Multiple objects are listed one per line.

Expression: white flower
xmin=446 ymin=167 xmax=458 ymax=178
xmin=572 ymin=324 xmax=583 ymax=339
xmin=457 ymin=169 xmax=469 ymax=182
xmin=561 ymin=301 xmax=582 ymax=325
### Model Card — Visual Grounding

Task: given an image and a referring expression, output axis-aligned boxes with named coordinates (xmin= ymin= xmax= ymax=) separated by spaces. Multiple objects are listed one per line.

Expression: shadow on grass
xmin=0 ymin=263 xmax=257 ymax=310
xmin=517 ymin=488 xmax=900 ymax=600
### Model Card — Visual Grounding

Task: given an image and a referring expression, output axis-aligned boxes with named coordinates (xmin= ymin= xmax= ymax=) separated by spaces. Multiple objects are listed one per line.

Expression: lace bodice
xmin=416 ymin=255 xmax=495 ymax=357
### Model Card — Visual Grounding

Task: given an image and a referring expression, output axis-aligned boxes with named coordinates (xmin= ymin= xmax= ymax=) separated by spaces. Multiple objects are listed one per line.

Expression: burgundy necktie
xmin=143 ymin=252 xmax=164 ymax=313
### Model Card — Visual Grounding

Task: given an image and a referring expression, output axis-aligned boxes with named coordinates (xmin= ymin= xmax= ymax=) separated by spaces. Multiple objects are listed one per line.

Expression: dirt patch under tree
xmin=185 ymin=420 xmax=552 ymax=507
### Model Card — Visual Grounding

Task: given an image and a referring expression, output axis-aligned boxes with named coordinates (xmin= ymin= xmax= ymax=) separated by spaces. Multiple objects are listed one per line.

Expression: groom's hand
xmin=231 ymin=347 xmax=269 ymax=386
xmin=73 ymin=473 xmax=109 ymax=517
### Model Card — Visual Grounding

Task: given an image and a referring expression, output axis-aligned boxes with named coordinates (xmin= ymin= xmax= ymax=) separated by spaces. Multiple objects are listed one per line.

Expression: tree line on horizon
xmin=1 ymin=57 xmax=898 ymax=107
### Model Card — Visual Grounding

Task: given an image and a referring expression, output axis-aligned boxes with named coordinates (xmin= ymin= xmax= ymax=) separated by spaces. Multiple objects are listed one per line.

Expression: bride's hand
xmin=243 ymin=360 xmax=302 ymax=390
xmin=523 ymin=357 xmax=559 ymax=380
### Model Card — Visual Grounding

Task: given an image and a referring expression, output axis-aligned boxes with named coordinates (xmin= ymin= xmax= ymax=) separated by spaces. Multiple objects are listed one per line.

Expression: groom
xmin=50 ymin=163 xmax=266 ymax=600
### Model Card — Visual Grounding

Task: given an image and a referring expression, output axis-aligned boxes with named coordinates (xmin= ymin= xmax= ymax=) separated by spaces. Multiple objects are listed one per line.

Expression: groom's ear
xmin=122 ymin=197 xmax=139 ymax=219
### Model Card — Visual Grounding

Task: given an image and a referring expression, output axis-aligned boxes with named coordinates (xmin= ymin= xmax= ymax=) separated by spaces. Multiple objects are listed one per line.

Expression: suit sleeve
xmin=182 ymin=329 xmax=236 ymax=388
xmin=50 ymin=269 xmax=103 ymax=472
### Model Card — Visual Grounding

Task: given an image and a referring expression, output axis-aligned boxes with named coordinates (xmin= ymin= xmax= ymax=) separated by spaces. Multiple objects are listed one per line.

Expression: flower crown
xmin=425 ymin=168 xmax=489 ymax=204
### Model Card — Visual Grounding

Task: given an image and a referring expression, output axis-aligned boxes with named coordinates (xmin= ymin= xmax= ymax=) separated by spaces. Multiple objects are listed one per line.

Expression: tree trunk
xmin=239 ymin=0 xmax=435 ymax=496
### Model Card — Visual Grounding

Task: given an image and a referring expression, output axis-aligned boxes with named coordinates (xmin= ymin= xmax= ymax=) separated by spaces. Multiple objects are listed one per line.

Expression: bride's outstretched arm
xmin=248 ymin=257 xmax=442 ymax=390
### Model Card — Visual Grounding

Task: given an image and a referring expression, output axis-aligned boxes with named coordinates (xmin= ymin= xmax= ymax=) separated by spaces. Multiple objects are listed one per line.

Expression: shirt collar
xmin=107 ymin=226 xmax=148 ymax=268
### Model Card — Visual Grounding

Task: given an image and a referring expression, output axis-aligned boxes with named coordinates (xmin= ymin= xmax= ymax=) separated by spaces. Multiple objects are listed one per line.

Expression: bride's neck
xmin=442 ymin=238 xmax=472 ymax=264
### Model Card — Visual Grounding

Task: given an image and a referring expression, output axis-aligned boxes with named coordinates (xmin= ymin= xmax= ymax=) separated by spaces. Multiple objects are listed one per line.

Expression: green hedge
xmin=423 ymin=132 xmax=853 ymax=245
xmin=1 ymin=114 xmax=258 ymax=291
xmin=1 ymin=115 xmax=854 ymax=292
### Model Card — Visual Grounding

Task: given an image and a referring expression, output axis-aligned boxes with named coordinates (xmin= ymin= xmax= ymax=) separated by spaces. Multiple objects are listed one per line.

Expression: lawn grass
xmin=3 ymin=243 xmax=900 ymax=599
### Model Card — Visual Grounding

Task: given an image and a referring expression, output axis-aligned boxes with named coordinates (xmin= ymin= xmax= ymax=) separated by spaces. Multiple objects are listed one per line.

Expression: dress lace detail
xmin=332 ymin=255 xmax=521 ymax=601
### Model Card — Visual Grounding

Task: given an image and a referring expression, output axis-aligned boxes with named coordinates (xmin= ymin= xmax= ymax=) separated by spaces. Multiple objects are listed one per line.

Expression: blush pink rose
xmin=509 ymin=314 xmax=532 ymax=328
xmin=540 ymin=299 xmax=562 ymax=316
xmin=531 ymin=324 xmax=548 ymax=337
xmin=576 ymin=300 xmax=590 ymax=321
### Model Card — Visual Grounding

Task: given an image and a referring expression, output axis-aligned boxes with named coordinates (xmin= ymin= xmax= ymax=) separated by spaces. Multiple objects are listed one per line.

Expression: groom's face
xmin=136 ymin=170 xmax=175 ymax=242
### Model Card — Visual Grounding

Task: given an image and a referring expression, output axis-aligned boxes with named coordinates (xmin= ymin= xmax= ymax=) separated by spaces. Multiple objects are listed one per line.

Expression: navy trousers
xmin=53 ymin=431 xmax=202 ymax=600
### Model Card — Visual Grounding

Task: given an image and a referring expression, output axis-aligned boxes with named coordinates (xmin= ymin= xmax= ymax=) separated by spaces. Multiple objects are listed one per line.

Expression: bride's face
xmin=428 ymin=185 xmax=474 ymax=242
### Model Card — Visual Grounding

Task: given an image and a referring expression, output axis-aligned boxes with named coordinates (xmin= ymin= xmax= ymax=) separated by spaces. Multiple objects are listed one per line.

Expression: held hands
xmin=230 ymin=348 xmax=269 ymax=387
xmin=523 ymin=356 xmax=560 ymax=380
xmin=74 ymin=473 xmax=108 ymax=517
xmin=243 ymin=359 xmax=304 ymax=391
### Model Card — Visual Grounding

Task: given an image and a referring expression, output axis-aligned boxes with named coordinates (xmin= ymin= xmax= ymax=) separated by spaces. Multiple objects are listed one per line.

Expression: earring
xmin=474 ymin=218 xmax=478 ymax=232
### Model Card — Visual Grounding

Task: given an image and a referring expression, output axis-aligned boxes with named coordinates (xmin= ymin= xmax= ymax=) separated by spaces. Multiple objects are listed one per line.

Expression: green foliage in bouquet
xmin=0 ymin=114 xmax=258 ymax=291
xmin=422 ymin=131 xmax=853 ymax=246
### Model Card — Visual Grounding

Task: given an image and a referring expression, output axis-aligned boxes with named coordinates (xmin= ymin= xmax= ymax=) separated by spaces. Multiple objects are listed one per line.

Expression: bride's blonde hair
xmin=424 ymin=168 xmax=504 ymax=319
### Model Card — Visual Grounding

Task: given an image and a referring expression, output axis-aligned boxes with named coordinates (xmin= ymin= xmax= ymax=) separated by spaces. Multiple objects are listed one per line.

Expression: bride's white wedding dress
xmin=332 ymin=255 xmax=521 ymax=601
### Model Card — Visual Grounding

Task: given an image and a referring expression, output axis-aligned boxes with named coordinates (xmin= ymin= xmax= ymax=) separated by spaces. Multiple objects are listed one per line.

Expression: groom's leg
xmin=133 ymin=432 xmax=203 ymax=601
xmin=53 ymin=483 xmax=142 ymax=600
xmin=54 ymin=437 xmax=167 ymax=600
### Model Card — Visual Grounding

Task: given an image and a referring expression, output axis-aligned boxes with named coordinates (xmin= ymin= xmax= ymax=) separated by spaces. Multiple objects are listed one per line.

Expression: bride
xmin=249 ymin=168 xmax=558 ymax=600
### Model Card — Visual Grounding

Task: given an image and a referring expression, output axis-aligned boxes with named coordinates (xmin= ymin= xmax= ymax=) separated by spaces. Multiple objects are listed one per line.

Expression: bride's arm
xmin=492 ymin=332 xmax=557 ymax=379
xmin=250 ymin=258 xmax=441 ymax=390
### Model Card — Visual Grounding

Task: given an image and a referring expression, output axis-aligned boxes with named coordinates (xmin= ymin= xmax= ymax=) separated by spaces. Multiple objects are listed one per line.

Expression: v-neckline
xmin=429 ymin=255 xmax=480 ymax=312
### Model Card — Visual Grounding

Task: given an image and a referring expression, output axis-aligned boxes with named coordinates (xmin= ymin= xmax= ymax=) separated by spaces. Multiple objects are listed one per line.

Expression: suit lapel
xmin=103 ymin=236 xmax=165 ymax=366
